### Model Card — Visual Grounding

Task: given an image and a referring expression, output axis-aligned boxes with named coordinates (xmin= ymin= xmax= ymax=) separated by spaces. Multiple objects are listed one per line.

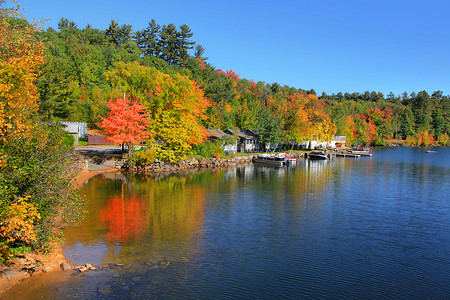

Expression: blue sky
xmin=14 ymin=0 xmax=450 ymax=97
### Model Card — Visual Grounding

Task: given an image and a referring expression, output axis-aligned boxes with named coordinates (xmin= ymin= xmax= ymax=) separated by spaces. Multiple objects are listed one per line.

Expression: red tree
xmin=97 ymin=96 xmax=150 ymax=151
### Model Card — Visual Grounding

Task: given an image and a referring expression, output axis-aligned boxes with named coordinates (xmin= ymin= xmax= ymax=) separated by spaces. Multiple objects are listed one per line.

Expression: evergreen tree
xmin=106 ymin=20 xmax=132 ymax=47
xmin=57 ymin=17 xmax=77 ymax=30
xmin=256 ymin=106 xmax=283 ymax=145
xmin=399 ymin=108 xmax=415 ymax=139
xmin=158 ymin=24 xmax=179 ymax=65
xmin=194 ymin=44 xmax=208 ymax=61
xmin=135 ymin=19 xmax=161 ymax=57
xmin=431 ymin=110 xmax=445 ymax=137
xmin=177 ymin=24 xmax=195 ymax=66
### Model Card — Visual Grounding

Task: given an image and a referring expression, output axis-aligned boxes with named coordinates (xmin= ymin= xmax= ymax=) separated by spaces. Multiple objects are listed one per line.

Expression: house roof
xmin=224 ymin=129 xmax=257 ymax=140
xmin=207 ymin=129 xmax=261 ymax=141
xmin=207 ymin=129 xmax=228 ymax=139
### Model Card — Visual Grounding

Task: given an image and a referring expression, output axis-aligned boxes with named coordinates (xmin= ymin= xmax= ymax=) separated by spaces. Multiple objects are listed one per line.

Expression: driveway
xmin=74 ymin=145 xmax=127 ymax=156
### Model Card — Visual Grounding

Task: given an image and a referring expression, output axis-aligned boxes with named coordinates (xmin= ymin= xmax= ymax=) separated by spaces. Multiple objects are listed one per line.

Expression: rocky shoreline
xmin=129 ymin=152 xmax=305 ymax=174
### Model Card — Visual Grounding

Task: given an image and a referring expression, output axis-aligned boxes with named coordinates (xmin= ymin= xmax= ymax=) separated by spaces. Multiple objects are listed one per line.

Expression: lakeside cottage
xmin=207 ymin=129 xmax=261 ymax=154
xmin=207 ymin=129 xmax=343 ymax=153
xmin=207 ymin=129 xmax=238 ymax=154
xmin=224 ymin=129 xmax=260 ymax=153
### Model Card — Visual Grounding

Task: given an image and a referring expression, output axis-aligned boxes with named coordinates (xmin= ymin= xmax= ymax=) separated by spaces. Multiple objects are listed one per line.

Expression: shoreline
xmin=0 ymin=151 xmax=307 ymax=294
xmin=0 ymin=166 xmax=121 ymax=295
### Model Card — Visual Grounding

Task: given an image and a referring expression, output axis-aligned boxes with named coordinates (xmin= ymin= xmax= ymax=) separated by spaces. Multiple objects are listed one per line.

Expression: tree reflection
xmin=99 ymin=183 xmax=148 ymax=243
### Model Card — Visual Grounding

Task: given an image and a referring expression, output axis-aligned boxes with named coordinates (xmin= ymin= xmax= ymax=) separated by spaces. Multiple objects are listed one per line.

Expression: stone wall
xmin=131 ymin=155 xmax=255 ymax=174
xmin=129 ymin=152 xmax=305 ymax=175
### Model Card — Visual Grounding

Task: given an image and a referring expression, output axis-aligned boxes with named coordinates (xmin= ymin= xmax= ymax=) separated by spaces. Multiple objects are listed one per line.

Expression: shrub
xmin=405 ymin=136 xmax=416 ymax=146
xmin=63 ymin=132 xmax=75 ymax=147
xmin=0 ymin=124 xmax=84 ymax=259
xmin=190 ymin=140 xmax=225 ymax=158
xmin=437 ymin=133 xmax=449 ymax=146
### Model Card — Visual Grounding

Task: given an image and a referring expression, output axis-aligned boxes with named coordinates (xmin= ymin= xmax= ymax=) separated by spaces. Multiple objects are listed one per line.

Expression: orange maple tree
xmin=97 ymin=96 xmax=150 ymax=151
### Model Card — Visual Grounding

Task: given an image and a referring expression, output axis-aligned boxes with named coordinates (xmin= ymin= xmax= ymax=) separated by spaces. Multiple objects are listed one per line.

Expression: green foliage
xmin=0 ymin=124 xmax=85 ymax=259
xmin=190 ymin=140 xmax=225 ymax=158
xmin=63 ymin=132 xmax=74 ymax=147
xmin=256 ymin=106 xmax=283 ymax=145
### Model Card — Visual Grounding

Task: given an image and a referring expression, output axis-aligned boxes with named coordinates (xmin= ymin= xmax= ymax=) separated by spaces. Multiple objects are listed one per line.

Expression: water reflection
xmin=10 ymin=148 xmax=448 ymax=299
xmin=100 ymin=184 xmax=149 ymax=243
xmin=65 ymin=173 xmax=208 ymax=266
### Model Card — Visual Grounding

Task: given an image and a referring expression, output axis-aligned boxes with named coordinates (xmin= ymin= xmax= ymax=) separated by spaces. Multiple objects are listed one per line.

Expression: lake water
xmin=8 ymin=147 xmax=450 ymax=299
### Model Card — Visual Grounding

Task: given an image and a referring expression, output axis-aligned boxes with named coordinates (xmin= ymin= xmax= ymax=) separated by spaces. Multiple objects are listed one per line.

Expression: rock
xmin=0 ymin=268 xmax=26 ymax=279
xmin=29 ymin=266 xmax=41 ymax=273
xmin=77 ymin=266 xmax=88 ymax=272
xmin=60 ymin=262 xmax=72 ymax=271
xmin=85 ymin=264 xmax=97 ymax=271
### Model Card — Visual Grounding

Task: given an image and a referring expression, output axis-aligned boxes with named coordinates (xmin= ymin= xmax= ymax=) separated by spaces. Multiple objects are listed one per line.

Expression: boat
xmin=285 ymin=152 xmax=297 ymax=165
xmin=307 ymin=151 xmax=330 ymax=160
xmin=253 ymin=153 xmax=287 ymax=166
xmin=425 ymin=150 xmax=436 ymax=153
xmin=350 ymin=146 xmax=373 ymax=156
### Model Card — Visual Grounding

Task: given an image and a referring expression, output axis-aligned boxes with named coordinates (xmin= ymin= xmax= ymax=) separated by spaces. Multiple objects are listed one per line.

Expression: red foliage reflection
xmin=99 ymin=190 xmax=148 ymax=243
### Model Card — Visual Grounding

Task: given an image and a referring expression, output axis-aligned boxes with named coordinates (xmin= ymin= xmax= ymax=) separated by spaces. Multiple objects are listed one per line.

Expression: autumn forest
xmin=36 ymin=17 xmax=450 ymax=153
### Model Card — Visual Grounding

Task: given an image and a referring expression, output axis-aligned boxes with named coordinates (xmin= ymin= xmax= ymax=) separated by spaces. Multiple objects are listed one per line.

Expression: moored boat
xmin=307 ymin=151 xmax=330 ymax=160
xmin=285 ymin=152 xmax=297 ymax=165
xmin=350 ymin=146 xmax=373 ymax=156
xmin=253 ymin=153 xmax=287 ymax=166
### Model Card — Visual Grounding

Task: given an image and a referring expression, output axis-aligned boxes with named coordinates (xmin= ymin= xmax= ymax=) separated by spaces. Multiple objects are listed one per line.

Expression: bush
xmin=190 ymin=140 xmax=225 ymax=158
xmin=63 ymin=132 xmax=75 ymax=147
xmin=405 ymin=136 xmax=416 ymax=146
xmin=0 ymin=124 xmax=85 ymax=259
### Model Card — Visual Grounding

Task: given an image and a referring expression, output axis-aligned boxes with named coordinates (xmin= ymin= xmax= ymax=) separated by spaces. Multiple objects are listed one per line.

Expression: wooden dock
xmin=335 ymin=152 xmax=361 ymax=158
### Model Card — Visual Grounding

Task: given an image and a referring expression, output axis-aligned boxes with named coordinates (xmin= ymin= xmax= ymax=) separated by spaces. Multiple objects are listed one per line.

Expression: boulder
xmin=60 ymin=262 xmax=72 ymax=271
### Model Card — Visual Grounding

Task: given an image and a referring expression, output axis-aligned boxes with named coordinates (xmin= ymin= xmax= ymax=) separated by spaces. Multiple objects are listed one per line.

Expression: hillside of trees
xmin=34 ymin=17 xmax=450 ymax=150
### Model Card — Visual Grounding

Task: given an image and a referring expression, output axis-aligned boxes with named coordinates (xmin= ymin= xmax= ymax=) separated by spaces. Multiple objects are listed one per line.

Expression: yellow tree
xmin=0 ymin=1 xmax=44 ymax=138
xmin=342 ymin=115 xmax=356 ymax=145
xmin=1 ymin=2 xmax=84 ymax=260
xmin=305 ymin=94 xmax=336 ymax=142
xmin=105 ymin=62 xmax=210 ymax=161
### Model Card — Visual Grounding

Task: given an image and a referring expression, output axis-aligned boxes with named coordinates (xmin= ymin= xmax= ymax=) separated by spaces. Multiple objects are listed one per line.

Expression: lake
xmin=8 ymin=147 xmax=450 ymax=299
